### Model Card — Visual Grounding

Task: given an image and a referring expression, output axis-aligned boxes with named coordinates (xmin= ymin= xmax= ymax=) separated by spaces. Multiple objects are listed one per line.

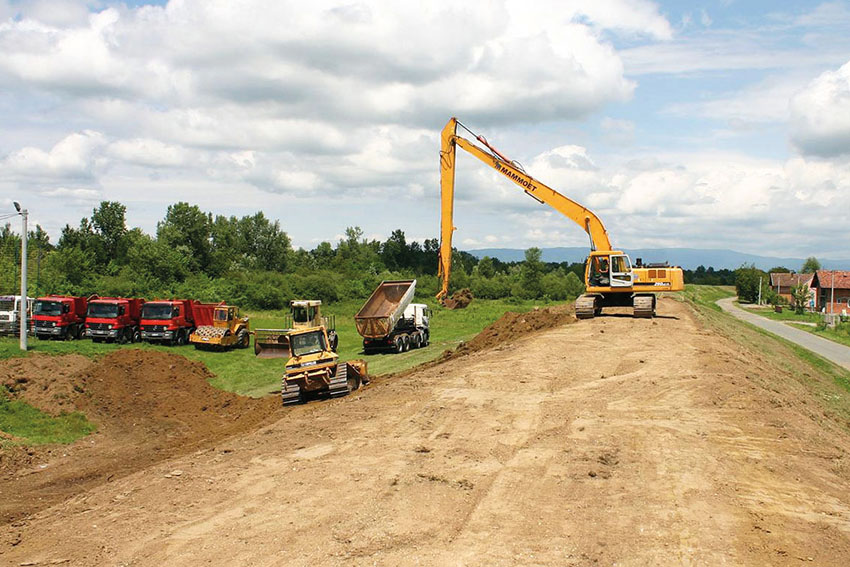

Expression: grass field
xmin=0 ymin=298 xmax=546 ymax=399
xmin=679 ymin=284 xmax=735 ymax=310
xmin=0 ymin=392 xmax=96 ymax=445
xmin=738 ymin=303 xmax=823 ymax=324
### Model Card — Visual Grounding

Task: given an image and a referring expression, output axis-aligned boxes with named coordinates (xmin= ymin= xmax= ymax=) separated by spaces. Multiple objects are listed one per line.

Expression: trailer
xmin=355 ymin=280 xmax=430 ymax=353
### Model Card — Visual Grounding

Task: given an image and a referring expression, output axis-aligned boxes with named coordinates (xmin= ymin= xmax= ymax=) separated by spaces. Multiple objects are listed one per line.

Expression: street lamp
xmin=13 ymin=202 xmax=27 ymax=351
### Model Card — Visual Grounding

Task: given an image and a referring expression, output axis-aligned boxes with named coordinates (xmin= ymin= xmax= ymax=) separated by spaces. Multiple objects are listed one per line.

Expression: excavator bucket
xmin=254 ymin=329 xmax=292 ymax=358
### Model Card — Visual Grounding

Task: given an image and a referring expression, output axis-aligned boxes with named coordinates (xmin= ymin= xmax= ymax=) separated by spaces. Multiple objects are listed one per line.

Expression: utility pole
xmin=14 ymin=202 xmax=27 ymax=351
xmin=758 ymin=276 xmax=762 ymax=306
xmin=831 ymin=271 xmax=835 ymax=315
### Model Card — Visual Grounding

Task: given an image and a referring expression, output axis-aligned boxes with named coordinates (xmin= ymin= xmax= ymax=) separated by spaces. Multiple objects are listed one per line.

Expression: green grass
xmin=789 ymin=323 xmax=850 ymax=349
xmin=680 ymin=284 xmax=735 ymax=311
xmin=738 ymin=304 xmax=823 ymax=324
xmin=0 ymin=391 xmax=96 ymax=445
xmin=0 ymin=298 xmax=544 ymax=398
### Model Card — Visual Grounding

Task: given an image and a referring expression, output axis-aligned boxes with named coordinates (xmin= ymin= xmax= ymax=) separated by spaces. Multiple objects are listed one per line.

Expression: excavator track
xmin=575 ymin=294 xmax=598 ymax=319
xmin=633 ymin=294 xmax=656 ymax=318
xmin=281 ymin=380 xmax=303 ymax=406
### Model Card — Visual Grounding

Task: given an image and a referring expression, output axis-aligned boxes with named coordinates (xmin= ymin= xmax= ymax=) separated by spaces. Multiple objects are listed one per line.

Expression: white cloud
xmin=790 ymin=60 xmax=850 ymax=157
xmin=1 ymin=130 xmax=107 ymax=180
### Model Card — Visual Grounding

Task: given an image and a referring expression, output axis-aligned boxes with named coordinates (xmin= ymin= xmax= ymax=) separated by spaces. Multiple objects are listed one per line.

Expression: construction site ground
xmin=3 ymin=297 xmax=850 ymax=565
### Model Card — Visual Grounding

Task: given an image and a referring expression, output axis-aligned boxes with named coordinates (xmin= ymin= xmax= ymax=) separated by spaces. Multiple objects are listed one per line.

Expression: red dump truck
xmin=32 ymin=295 xmax=90 ymax=340
xmin=140 ymin=299 xmax=220 ymax=346
xmin=85 ymin=297 xmax=145 ymax=343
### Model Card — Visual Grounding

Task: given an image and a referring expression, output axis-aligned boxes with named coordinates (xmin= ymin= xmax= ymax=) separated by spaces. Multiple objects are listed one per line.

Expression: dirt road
xmin=4 ymin=299 xmax=850 ymax=565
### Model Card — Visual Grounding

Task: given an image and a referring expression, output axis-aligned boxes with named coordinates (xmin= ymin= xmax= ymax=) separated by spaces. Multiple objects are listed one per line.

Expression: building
xmin=769 ymin=272 xmax=814 ymax=306
xmin=811 ymin=270 xmax=850 ymax=315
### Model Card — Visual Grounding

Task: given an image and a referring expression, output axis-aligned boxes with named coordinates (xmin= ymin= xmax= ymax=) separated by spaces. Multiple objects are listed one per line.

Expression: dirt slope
xmin=4 ymin=299 xmax=850 ymax=566
xmin=0 ymin=350 xmax=280 ymax=523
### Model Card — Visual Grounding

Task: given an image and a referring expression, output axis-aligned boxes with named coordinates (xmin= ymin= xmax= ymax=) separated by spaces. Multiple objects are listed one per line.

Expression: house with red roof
xmin=769 ymin=272 xmax=814 ymax=307
xmin=811 ymin=270 xmax=850 ymax=315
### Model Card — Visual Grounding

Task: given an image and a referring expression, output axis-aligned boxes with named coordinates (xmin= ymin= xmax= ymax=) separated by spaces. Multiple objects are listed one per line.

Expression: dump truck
xmin=32 ymin=295 xmax=90 ymax=340
xmin=189 ymin=304 xmax=250 ymax=350
xmin=0 ymin=295 xmax=32 ymax=336
xmin=281 ymin=325 xmax=368 ymax=405
xmin=140 ymin=299 xmax=219 ymax=345
xmin=254 ymin=299 xmax=338 ymax=358
xmin=85 ymin=297 xmax=145 ymax=343
xmin=355 ymin=280 xmax=430 ymax=353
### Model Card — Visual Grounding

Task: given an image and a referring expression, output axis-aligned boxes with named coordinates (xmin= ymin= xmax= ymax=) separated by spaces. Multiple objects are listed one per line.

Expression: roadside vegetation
xmin=681 ymin=284 xmax=850 ymax=426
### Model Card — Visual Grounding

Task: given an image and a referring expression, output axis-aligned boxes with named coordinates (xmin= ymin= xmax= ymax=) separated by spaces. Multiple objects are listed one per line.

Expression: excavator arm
xmin=437 ymin=117 xmax=612 ymax=302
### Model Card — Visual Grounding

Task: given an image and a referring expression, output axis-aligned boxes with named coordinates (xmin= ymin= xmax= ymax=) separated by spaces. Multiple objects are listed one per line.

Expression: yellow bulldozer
xmin=281 ymin=325 xmax=368 ymax=405
xmin=254 ymin=299 xmax=338 ymax=358
xmin=189 ymin=304 xmax=251 ymax=350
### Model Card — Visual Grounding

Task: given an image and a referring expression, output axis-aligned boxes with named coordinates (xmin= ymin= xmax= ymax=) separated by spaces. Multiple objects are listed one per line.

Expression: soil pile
xmin=0 ymin=354 xmax=91 ymax=415
xmin=442 ymin=303 xmax=576 ymax=362
xmin=74 ymin=350 xmax=276 ymax=440
xmin=444 ymin=288 xmax=473 ymax=309
xmin=0 ymin=350 xmax=280 ymax=523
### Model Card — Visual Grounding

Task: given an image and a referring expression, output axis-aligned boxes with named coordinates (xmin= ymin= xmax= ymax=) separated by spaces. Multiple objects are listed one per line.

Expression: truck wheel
xmin=132 ymin=328 xmax=141 ymax=343
xmin=402 ymin=336 xmax=410 ymax=352
xmin=393 ymin=337 xmax=403 ymax=353
xmin=411 ymin=334 xmax=421 ymax=349
xmin=238 ymin=330 xmax=249 ymax=349
xmin=176 ymin=331 xmax=187 ymax=346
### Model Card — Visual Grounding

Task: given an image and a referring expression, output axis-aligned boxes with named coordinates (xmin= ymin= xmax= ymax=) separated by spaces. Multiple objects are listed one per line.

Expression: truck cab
xmin=86 ymin=297 xmax=144 ymax=343
xmin=141 ymin=300 xmax=187 ymax=344
xmin=0 ymin=295 xmax=33 ymax=336
xmin=33 ymin=295 xmax=89 ymax=340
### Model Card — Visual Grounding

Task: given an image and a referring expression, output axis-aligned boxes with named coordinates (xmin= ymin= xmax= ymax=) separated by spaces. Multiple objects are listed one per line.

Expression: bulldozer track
xmin=281 ymin=380 xmax=302 ymax=406
xmin=328 ymin=363 xmax=351 ymax=398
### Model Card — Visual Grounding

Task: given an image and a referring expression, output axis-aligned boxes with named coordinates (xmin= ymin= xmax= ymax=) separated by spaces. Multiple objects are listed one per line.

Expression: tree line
xmin=0 ymin=201 xmax=587 ymax=309
xmin=2 ymin=200 xmax=779 ymax=310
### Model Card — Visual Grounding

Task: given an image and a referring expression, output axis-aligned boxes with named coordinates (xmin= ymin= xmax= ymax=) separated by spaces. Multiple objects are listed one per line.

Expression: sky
xmin=0 ymin=0 xmax=848 ymax=258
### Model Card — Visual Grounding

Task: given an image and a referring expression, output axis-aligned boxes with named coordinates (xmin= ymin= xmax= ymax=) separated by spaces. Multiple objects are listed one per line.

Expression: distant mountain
xmin=466 ymin=247 xmax=850 ymax=271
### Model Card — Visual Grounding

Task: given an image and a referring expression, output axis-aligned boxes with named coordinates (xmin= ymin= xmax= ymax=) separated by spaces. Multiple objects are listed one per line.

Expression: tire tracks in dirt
xmin=4 ymin=299 xmax=850 ymax=566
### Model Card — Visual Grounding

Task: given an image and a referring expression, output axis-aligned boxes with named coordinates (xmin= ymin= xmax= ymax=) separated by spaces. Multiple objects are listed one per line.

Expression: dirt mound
xmin=0 ymin=350 xmax=280 ymax=523
xmin=435 ymin=303 xmax=577 ymax=365
xmin=444 ymin=288 xmax=473 ymax=309
xmin=0 ymin=354 xmax=91 ymax=416
xmin=74 ymin=350 xmax=271 ymax=439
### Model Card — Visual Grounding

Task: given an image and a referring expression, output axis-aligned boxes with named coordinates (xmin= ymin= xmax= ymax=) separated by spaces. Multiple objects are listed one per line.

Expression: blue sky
xmin=0 ymin=0 xmax=848 ymax=259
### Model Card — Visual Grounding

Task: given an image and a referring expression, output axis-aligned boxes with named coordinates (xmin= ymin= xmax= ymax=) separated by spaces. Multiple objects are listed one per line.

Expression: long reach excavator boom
xmin=437 ymin=117 xmax=684 ymax=319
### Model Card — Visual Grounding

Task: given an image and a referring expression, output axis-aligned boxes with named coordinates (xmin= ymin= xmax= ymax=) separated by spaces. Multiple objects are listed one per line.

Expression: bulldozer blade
xmin=254 ymin=329 xmax=292 ymax=358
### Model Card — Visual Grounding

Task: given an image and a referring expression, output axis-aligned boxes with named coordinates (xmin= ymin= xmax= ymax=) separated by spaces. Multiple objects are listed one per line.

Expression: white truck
xmin=0 ymin=295 xmax=32 ymax=336
xmin=355 ymin=280 xmax=431 ymax=354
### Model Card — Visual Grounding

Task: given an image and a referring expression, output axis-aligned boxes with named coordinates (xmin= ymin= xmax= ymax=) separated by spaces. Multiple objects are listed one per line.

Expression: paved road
xmin=717 ymin=297 xmax=850 ymax=371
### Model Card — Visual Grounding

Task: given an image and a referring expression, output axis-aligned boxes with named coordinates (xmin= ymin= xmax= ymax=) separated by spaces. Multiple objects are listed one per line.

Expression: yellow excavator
xmin=437 ymin=117 xmax=684 ymax=318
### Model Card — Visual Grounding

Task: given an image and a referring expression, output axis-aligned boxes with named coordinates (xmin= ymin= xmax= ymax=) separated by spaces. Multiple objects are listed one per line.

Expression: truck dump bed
xmin=355 ymin=280 xmax=416 ymax=339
